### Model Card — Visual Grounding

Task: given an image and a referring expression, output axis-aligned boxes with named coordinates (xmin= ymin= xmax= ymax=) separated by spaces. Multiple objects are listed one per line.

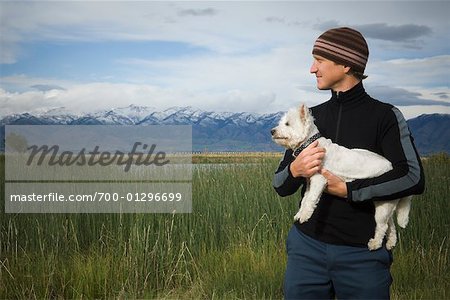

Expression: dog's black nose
xmin=271 ymin=129 xmax=275 ymax=135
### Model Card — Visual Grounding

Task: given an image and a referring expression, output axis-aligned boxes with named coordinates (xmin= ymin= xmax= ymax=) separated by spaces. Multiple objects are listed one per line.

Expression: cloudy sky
xmin=1 ymin=1 xmax=449 ymax=119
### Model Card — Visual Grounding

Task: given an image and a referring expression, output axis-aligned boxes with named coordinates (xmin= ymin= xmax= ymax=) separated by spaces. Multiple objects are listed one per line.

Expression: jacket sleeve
xmin=346 ymin=107 xmax=425 ymax=202
xmin=273 ymin=149 xmax=305 ymax=197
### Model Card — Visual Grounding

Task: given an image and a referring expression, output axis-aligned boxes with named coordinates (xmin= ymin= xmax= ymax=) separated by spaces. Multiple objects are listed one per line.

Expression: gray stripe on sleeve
xmin=273 ymin=165 xmax=290 ymax=188
xmin=352 ymin=107 xmax=422 ymax=201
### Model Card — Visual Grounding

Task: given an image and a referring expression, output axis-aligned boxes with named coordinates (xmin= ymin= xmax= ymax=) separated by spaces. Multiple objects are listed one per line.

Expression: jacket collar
xmin=331 ymin=81 xmax=366 ymax=104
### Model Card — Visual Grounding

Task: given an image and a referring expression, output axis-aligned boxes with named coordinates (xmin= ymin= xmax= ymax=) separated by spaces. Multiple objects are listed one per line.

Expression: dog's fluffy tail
xmin=396 ymin=196 xmax=412 ymax=228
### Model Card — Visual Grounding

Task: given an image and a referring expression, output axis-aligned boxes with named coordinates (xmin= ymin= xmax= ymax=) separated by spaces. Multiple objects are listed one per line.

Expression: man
xmin=273 ymin=27 xmax=425 ymax=299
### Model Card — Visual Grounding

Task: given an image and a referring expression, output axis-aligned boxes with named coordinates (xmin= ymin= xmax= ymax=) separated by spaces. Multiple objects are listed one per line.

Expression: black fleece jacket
xmin=273 ymin=82 xmax=425 ymax=247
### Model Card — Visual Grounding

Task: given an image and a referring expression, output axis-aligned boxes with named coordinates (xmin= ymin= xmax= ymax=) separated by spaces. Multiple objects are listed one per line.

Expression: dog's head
xmin=271 ymin=104 xmax=314 ymax=150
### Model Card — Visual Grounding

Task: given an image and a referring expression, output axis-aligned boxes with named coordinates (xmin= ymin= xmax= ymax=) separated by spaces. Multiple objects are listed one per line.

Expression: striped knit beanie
xmin=312 ymin=27 xmax=369 ymax=74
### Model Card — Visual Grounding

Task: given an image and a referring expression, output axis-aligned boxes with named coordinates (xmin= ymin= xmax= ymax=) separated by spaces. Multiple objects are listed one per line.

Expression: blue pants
xmin=284 ymin=225 xmax=393 ymax=300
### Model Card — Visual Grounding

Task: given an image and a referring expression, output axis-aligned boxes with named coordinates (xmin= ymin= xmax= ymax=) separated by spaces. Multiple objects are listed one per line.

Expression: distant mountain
xmin=1 ymin=105 xmax=449 ymax=154
xmin=407 ymin=113 xmax=450 ymax=155
xmin=1 ymin=105 xmax=285 ymax=152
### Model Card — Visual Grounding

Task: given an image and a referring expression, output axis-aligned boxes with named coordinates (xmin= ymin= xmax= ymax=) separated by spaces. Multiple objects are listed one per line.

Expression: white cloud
xmin=367 ymin=55 xmax=450 ymax=88
xmin=0 ymin=42 xmax=324 ymax=114
xmin=1 ymin=49 xmax=449 ymax=117
xmin=3 ymin=81 xmax=448 ymax=120
xmin=365 ymin=85 xmax=450 ymax=107
xmin=0 ymin=81 xmax=287 ymax=116
xmin=0 ymin=88 xmax=63 ymax=116
xmin=398 ymin=105 xmax=450 ymax=120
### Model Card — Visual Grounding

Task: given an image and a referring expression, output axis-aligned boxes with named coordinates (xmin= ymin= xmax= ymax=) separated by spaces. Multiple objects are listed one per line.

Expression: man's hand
xmin=321 ymin=169 xmax=348 ymax=198
xmin=289 ymin=140 xmax=326 ymax=178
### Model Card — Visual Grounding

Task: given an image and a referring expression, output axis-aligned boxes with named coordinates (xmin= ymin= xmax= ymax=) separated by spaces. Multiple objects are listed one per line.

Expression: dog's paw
xmin=298 ymin=213 xmax=311 ymax=224
xmin=293 ymin=207 xmax=303 ymax=222
xmin=294 ymin=210 xmax=312 ymax=224
xmin=294 ymin=205 xmax=313 ymax=223
xmin=368 ymin=238 xmax=382 ymax=251
xmin=293 ymin=211 xmax=309 ymax=222
xmin=386 ymin=238 xmax=396 ymax=250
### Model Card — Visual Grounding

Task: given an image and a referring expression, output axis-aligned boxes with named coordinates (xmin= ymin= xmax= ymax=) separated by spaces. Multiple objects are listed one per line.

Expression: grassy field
xmin=0 ymin=153 xmax=449 ymax=299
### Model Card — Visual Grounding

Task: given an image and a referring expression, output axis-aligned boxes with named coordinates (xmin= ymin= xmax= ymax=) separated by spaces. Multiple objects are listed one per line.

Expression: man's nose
xmin=310 ymin=62 xmax=318 ymax=73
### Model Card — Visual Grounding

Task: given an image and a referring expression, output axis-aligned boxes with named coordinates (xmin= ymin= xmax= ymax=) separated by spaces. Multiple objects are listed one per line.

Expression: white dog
xmin=271 ymin=104 xmax=412 ymax=250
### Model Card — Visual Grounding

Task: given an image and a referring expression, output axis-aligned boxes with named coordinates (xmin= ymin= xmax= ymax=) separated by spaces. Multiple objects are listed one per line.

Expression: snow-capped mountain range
xmin=1 ymin=104 xmax=285 ymax=151
xmin=1 ymin=104 xmax=449 ymax=154
xmin=2 ymin=104 xmax=280 ymax=126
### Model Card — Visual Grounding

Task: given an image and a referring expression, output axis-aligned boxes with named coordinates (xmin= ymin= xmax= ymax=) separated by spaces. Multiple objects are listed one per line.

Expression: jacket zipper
xmin=335 ymin=94 xmax=343 ymax=142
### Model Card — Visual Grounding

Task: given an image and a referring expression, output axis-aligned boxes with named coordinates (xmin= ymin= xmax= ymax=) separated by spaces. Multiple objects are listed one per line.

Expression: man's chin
xmin=316 ymin=80 xmax=329 ymax=90
xmin=317 ymin=85 xmax=331 ymax=91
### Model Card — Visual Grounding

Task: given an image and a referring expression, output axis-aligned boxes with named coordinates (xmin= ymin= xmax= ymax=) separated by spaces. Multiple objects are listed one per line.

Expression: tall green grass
xmin=0 ymin=154 xmax=448 ymax=299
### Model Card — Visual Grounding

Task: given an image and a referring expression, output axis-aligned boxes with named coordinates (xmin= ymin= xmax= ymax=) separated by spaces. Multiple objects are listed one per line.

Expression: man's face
xmin=310 ymin=55 xmax=348 ymax=91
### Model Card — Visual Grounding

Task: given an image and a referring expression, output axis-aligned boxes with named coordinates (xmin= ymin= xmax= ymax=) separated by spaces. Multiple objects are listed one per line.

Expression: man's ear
xmin=343 ymin=65 xmax=351 ymax=74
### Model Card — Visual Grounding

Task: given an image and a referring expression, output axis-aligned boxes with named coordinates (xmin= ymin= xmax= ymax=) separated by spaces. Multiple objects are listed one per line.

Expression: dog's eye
xmin=285 ymin=122 xmax=289 ymax=126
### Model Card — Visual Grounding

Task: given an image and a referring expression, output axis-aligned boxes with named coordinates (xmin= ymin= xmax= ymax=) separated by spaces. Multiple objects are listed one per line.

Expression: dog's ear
xmin=299 ymin=104 xmax=307 ymax=122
